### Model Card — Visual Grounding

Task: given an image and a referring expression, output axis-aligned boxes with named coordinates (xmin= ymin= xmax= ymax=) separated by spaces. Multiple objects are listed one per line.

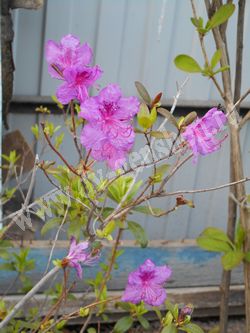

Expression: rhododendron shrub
xmin=3 ymin=24 xmax=244 ymax=333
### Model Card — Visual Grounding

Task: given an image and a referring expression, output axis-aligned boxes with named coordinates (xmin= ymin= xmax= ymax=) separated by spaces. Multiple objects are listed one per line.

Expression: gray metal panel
xmin=40 ymin=0 xmax=101 ymax=96
xmin=11 ymin=0 xmax=250 ymax=104
xmin=12 ymin=6 xmax=45 ymax=95
xmin=8 ymin=0 xmax=250 ymax=240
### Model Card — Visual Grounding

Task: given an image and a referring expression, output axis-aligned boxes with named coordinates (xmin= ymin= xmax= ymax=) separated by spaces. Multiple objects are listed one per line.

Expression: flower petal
xmin=56 ymin=83 xmax=76 ymax=104
xmin=121 ymin=284 xmax=142 ymax=304
xmin=143 ymin=285 xmax=167 ymax=306
xmin=151 ymin=265 xmax=172 ymax=284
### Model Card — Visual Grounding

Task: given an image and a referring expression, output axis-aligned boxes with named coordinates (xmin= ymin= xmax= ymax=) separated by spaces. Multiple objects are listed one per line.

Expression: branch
xmin=41 ymin=123 xmax=79 ymax=176
xmin=239 ymin=111 xmax=250 ymax=130
xmin=70 ymin=101 xmax=83 ymax=160
xmin=234 ymin=0 xmax=246 ymax=107
xmin=0 ymin=156 xmax=39 ymax=240
xmin=159 ymin=177 xmax=250 ymax=197
xmin=0 ymin=266 xmax=60 ymax=329
xmin=233 ymin=88 xmax=250 ymax=111
xmin=191 ymin=0 xmax=224 ymax=98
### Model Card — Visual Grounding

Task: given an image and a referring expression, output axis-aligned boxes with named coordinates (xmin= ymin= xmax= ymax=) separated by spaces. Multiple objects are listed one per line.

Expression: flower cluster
xmin=46 ymin=35 xmax=139 ymax=169
xmin=63 ymin=236 xmax=99 ymax=279
xmin=46 ymin=34 xmax=102 ymax=104
xmin=182 ymin=107 xmax=227 ymax=162
xmin=79 ymin=84 xmax=139 ymax=170
xmin=122 ymin=259 xmax=172 ymax=306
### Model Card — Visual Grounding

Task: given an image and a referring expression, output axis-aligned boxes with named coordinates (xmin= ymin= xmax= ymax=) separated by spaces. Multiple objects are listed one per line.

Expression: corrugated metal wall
xmin=12 ymin=0 xmax=250 ymax=103
xmin=7 ymin=0 xmax=250 ymax=240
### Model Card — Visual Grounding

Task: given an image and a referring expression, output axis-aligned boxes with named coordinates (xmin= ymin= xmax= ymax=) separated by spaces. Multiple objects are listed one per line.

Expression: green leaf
xmin=213 ymin=66 xmax=230 ymax=75
xmin=161 ymin=324 xmax=178 ymax=333
xmin=31 ymin=124 xmax=40 ymax=140
xmin=200 ymin=227 xmax=233 ymax=243
xmin=103 ymin=220 xmax=116 ymax=236
xmin=126 ymin=180 xmax=143 ymax=203
xmin=115 ymin=302 xmax=132 ymax=311
xmin=235 ymin=224 xmax=245 ymax=250
xmin=108 ymin=175 xmax=142 ymax=204
xmin=133 ymin=206 xmax=165 ymax=216
xmin=221 ymin=250 xmax=244 ymax=270
xmin=205 ymin=4 xmax=235 ymax=31
xmin=180 ymin=323 xmax=204 ymax=333
xmin=150 ymin=130 xmax=173 ymax=139
xmin=41 ymin=217 xmax=61 ymax=236
xmin=55 ymin=132 xmax=65 ymax=149
xmin=196 ymin=237 xmax=232 ymax=253
xmin=67 ymin=219 xmax=83 ymax=239
xmin=137 ymin=103 xmax=156 ymax=129
xmin=87 ymin=328 xmax=97 ymax=333
xmin=51 ymin=95 xmax=64 ymax=109
xmin=190 ymin=17 xmax=203 ymax=29
xmin=127 ymin=221 xmax=148 ymax=248
xmin=174 ymin=55 xmax=202 ymax=73
xmin=181 ymin=112 xmax=197 ymax=128
xmin=113 ymin=316 xmax=133 ymax=333
xmin=135 ymin=81 xmax=151 ymax=105
xmin=211 ymin=49 xmax=222 ymax=69
xmin=156 ymin=164 xmax=170 ymax=176
xmin=196 ymin=227 xmax=234 ymax=253
xmin=138 ymin=315 xmax=150 ymax=330
xmin=152 ymin=164 xmax=170 ymax=183
xmin=157 ymin=108 xmax=179 ymax=129
xmin=56 ymin=320 xmax=67 ymax=330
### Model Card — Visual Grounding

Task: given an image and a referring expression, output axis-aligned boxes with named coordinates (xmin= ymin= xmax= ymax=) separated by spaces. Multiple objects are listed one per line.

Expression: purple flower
xmin=79 ymin=84 xmax=139 ymax=170
xmin=64 ymin=236 xmax=99 ymax=279
xmin=56 ymin=65 xmax=102 ymax=104
xmin=45 ymin=34 xmax=103 ymax=104
xmin=181 ymin=107 xmax=227 ymax=162
xmin=46 ymin=34 xmax=93 ymax=79
xmin=121 ymin=259 xmax=172 ymax=306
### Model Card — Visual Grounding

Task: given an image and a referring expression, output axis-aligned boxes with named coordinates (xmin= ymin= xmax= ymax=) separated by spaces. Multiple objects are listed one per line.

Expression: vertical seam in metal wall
xmin=163 ymin=0 xmax=178 ymax=93
xmin=90 ymin=0 xmax=102 ymax=97
xmin=38 ymin=0 xmax=47 ymax=97
xmin=140 ymin=0 xmax=152 ymax=82
xmin=68 ymin=0 xmax=74 ymax=34
xmin=35 ymin=0 xmax=48 ymax=198
xmin=116 ymin=0 xmax=128 ymax=83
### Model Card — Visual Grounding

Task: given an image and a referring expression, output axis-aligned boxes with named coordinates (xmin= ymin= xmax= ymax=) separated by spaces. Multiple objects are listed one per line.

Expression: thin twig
xmin=41 ymin=123 xmax=79 ymax=176
xmin=70 ymin=101 xmax=83 ymax=159
xmin=44 ymin=199 xmax=71 ymax=274
xmin=0 ymin=156 xmax=39 ymax=240
xmin=0 ymin=266 xmax=61 ymax=329
xmin=190 ymin=0 xmax=224 ymax=98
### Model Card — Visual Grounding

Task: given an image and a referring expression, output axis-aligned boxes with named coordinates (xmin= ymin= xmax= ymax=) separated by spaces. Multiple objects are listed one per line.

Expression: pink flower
xmin=56 ymin=65 xmax=102 ymax=104
xmin=45 ymin=34 xmax=103 ymax=104
xmin=79 ymin=84 xmax=139 ymax=170
xmin=46 ymin=34 xmax=93 ymax=79
xmin=121 ymin=259 xmax=172 ymax=306
xmin=64 ymin=236 xmax=99 ymax=279
xmin=182 ymin=107 xmax=227 ymax=161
